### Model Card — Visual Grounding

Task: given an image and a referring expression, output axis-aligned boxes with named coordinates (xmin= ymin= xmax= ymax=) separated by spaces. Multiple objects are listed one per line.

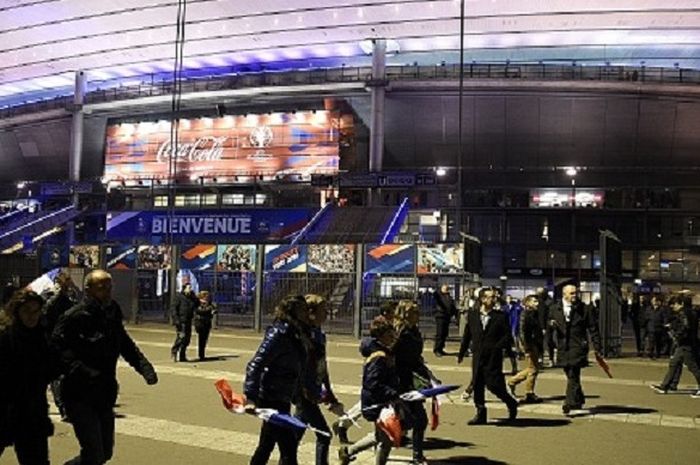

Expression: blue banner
xmin=106 ymin=208 xmax=314 ymax=243
xmin=105 ymin=244 xmax=137 ymax=269
xmin=181 ymin=244 xmax=217 ymax=271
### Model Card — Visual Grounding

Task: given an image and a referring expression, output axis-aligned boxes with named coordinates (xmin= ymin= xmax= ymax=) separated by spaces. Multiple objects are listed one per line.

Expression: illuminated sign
xmin=530 ymin=189 xmax=604 ymax=208
xmin=103 ymin=111 xmax=344 ymax=182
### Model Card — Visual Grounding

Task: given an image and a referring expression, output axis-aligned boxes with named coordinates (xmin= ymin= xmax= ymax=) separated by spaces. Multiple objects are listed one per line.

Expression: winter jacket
xmin=361 ymin=339 xmax=400 ymax=421
xmin=43 ymin=291 xmax=75 ymax=335
xmin=393 ymin=326 xmax=432 ymax=392
xmin=298 ymin=327 xmax=336 ymax=404
xmin=0 ymin=323 xmax=57 ymax=447
xmin=172 ymin=292 xmax=199 ymax=327
xmin=244 ymin=320 xmax=307 ymax=405
xmin=194 ymin=302 xmax=217 ymax=331
xmin=549 ymin=301 xmax=602 ymax=368
xmin=519 ymin=309 xmax=543 ymax=352
xmin=644 ymin=306 xmax=666 ymax=334
xmin=434 ymin=292 xmax=457 ymax=320
xmin=50 ymin=298 xmax=156 ymax=407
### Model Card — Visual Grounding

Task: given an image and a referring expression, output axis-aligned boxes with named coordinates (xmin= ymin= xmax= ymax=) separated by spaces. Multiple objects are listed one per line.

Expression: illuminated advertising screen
xmin=217 ymin=245 xmax=256 ymax=272
xmin=103 ymin=111 xmax=340 ymax=182
xmin=365 ymin=244 xmax=415 ymax=274
xmin=307 ymin=245 xmax=355 ymax=273
xmin=417 ymin=244 xmax=464 ymax=274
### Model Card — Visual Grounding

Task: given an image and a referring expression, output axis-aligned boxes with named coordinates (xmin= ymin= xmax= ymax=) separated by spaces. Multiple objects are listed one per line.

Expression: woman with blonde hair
xmin=391 ymin=300 xmax=436 ymax=465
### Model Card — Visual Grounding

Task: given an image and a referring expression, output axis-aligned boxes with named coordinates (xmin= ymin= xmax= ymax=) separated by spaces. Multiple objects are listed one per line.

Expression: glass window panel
xmin=639 ymin=250 xmax=659 ymax=279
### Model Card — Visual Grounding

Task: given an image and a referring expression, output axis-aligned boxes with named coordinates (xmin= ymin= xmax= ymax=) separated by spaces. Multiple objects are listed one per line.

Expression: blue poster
xmin=106 ymin=208 xmax=315 ymax=243
xmin=105 ymin=244 xmax=137 ymax=269
xmin=264 ymin=244 xmax=307 ymax=272
xmin=365 ymin=244 xmax=415 ymax=274
xmin=40 ymin=245 xmax=69 ymax=272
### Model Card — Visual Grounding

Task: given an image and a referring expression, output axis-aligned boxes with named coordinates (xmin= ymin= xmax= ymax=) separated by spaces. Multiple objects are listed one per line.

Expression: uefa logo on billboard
xmin=249 ymin=125 xmax=273 ymax=161
xmin=249 ymin=126 xmax=273 ymax=148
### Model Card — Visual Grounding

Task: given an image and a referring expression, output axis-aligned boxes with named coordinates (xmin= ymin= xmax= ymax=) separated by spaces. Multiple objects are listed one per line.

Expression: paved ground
xmin=2 ymin=324 xmax=699 ymax=465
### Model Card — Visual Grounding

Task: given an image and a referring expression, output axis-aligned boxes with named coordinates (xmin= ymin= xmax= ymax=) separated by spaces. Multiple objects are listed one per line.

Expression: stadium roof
xmin=1 ymin=0 xmax=699 ymax=104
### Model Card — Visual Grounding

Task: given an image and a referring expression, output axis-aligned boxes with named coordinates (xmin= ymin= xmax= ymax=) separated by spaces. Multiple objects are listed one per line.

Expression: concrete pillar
xmin=368 ymin=39 xmax=387 ymax=206
xmin=69 ymin=70 xmax=87 ymax=184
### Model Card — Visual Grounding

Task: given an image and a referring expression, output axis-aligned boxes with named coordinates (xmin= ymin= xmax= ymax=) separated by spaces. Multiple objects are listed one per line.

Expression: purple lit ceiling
xmin=1 ymin=0 xmax=699 ymax=100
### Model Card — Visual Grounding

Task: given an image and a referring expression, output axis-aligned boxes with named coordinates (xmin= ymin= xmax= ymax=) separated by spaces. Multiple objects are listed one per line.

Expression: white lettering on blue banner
xmin=152 ymin=216 xmax=252 ymax=235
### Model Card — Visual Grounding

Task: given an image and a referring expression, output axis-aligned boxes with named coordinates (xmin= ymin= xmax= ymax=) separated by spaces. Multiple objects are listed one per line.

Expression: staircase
xmin=0 ymin=205 xmax=81 ymax=250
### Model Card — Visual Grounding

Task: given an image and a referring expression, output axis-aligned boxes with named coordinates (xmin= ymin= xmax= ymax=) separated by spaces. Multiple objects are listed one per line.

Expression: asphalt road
xmin=2 ymin=324 xmax=699 ymax=465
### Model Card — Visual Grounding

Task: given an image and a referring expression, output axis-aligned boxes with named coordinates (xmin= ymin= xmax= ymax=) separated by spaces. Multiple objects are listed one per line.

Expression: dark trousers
xmin=196 ymin=324 xmax=211 ymax=360
xmin=250 ymin=401 xmax=299 ymax=465
xmin=64 ymin=401 xmax=115 ymax=465
xmin=433 ymin=317 xmax=450 ymax=354
xmin=171 ymin=323 xmax=192 ymax=361
xmin=285 ymin=398 xmax=330 ymax=465
xmin=646 ymin=330 xmax=665 ymax=358
xmin=631 ymin=318 xmax=643 ymax=353
xmin=661 ymin=346 xmax=700 ymax=390
xmin=472 ymin=368 xmax=517 ymax=411
xmin=406 ymin=402 xmax=428 ymax=460
xmin=545 ymin=327 xmax=557 ymax=362
xmin=1 ymin=429 xmax=50 ymax=465
xmin=563 ymin=366 xmax=585 ymax=408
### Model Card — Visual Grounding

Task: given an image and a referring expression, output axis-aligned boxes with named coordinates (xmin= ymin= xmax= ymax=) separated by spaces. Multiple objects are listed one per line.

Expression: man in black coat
xmin=171 ymin=283 xmax=199 ymax=362
xmin=433 ymin=284 xmax=457 ymax=356
xmin=51 ymin=269 xmax=158 ymax=465
xmin=43 ymin=271 xmax=77 ymax=421
xmin=651 ymin=295 xmax=700 ymax=397
xmin=549 ymin=284 xmax=603 ymax=414
xmin=458 ymin=288 xmax=518 ymax=425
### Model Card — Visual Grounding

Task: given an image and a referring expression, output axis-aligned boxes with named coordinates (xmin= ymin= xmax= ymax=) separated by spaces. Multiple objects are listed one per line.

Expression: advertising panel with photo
xmin=137 ymin=245 xmax=172 ymax=270
xmin=181 ymin=244 xmax=217 ymax=270
xmin=307 ymin=245 xmax=355 ymax=273
xmin=41 ymin=245 xmax=69 ymax=271
xmin=105 ymin=244 xmax=137 ymax=269
xmin=264 ymin=244 xmax=307 ymax=272
xmin=104 ymin=111 xmax=344 ymax=183
xmin=69 ymin=245 xmax=99 ymax=268
xmin=417 ymin=244 xmax=464 ymax=274
xmin=365 ymin=244 xmax=416 ymax=274
xmin=217 ymin=244 xmax=256 ymax=272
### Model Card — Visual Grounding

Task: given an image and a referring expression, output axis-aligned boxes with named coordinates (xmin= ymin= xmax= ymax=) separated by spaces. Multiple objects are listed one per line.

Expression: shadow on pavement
xmin=586 ymin=405 xmax=658 ymax=415
xmin=423 ymin=437 xmax=474 ymax=451
xmin=540 ymin=394 xmax=600 ymax=402
xmin=194 ymin=355 xmax=239 ymax=362
xmin=428 ymin=456 xmax=509 ymax=465
xmin=494 ymin=418 xmax=571 ymax=428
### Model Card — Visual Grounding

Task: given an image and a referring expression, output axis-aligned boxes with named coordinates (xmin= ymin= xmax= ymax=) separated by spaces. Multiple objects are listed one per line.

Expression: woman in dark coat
xmin=392 ymin=300 xmax=436 ymax=465
xmin=244 ymin=295 xmax=310 ymax=465
xmin=194 ymin=290 xmax=217 ymax=360
xmin=0 ymin=289 xmax=55 ymax=465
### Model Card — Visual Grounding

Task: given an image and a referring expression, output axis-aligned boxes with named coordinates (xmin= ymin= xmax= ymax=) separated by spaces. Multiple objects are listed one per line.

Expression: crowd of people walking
xmin=0 ymin=268 xmax=698 ymax=465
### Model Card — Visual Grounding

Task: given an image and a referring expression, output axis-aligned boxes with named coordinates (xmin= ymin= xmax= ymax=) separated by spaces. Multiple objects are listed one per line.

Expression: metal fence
xmin=261 ymin=272 xmax=356 ymax=334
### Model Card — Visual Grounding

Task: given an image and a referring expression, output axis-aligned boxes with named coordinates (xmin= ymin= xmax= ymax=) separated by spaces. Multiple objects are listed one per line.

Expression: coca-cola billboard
xmin=103 ymin=111 xmax=345 ymax=183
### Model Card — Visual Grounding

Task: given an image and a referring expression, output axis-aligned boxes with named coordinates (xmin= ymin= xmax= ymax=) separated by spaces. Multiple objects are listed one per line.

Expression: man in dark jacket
xmin=43 ymin=271 xmax=77 ymax=421
xmin=549 ymin=284 xmax=603 ymax=414
xmin=508 ymin=294 xmax=544 ymax=403
xmin=433 ymin=284 xmax=457 ymax=356
xmin=643 ymin=295 xmax=667 ymax=359
xmin=629 ymin=294 xmax=644 ymax=356
xmin=171 ymin=283 xmax=199 ymax=362
xmin=458 ymin=288 xmax=518 ymax=425
xmin=651 ymin=295 xmax=700 ymax=397
xmin=51 ymin=269 xmax=158 ymax=465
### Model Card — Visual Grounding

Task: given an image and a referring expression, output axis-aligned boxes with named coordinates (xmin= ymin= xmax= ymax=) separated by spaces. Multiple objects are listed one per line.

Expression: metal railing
xmin=3 ymin=63 xmax=700 ymax=118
